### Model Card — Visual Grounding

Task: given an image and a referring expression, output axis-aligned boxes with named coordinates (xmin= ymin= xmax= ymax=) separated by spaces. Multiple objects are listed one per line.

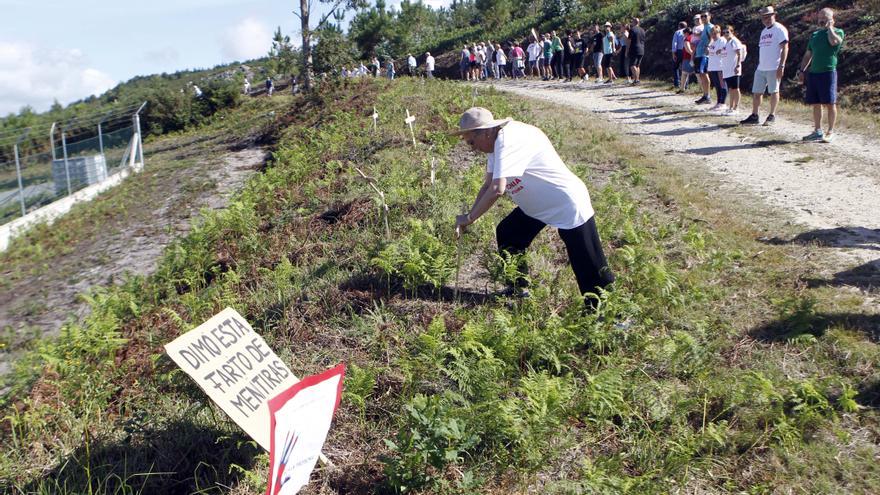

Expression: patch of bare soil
xmin=0 ymin=146 xmax=266 ymax=375
xmin=488 ymin=79 xmax=880 ymax=293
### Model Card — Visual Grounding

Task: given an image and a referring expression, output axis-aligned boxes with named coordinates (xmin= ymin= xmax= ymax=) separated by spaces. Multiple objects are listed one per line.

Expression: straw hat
xmin=453 ymin=107 xmax=512 ymax=135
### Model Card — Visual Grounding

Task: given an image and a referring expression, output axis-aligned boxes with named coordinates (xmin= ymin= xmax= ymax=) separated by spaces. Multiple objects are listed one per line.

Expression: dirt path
xmin=486 ymin=79 xmax=880 ymax=288
xmin=0 ymin=146 xmax=265 ymax=376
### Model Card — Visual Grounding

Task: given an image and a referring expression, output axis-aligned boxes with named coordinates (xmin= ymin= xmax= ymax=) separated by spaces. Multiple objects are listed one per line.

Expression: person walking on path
xmin=512 ymin=42 xmax=526 ymax=79
xmin=693 ymin=12 xmax=713 ymax=104
xmin=627 ymin=18 xmax=646 ymax=85
xmin=561 ymin=33 xmax=574 ymax=82
xmin=798 ymin=7 xmax=845 ymax=143
xmin=542 ymin=34 xmax=554 ymax=80
xmin=551 ymin=31 xmax=564 ymax=79
xmin=572 ymin=31 xmax=585 ymax=80
xmin=720 ymin=26 xmax=745 ymax=115
xmin=495 ymin=43 xmax=508 ymax=78
xmin=243 ymin=79 xmax=251 ymax=95
xmin=425 ymin=52 xmax=435 ymax=79
xmin=591 ymin=25 xmax=604 ymax=82
xmin=678 ymin=27 xmax=695 ymax=93
xmin=706 ymin=25 xmax=728 ymax=111
xmin=528 ymin=36 xmax=543 ymax=78
xmin=617 ymin=24 xmax=629 ymax=82
xmin=407 ymin=53 xmax=417 ymax=77
xmin=386 ymin=58 xmax=396 ymax=80
xmin=602 ymin=22 xmax=618 ymax=84
xmin=671 ymin=21 xmax=687 ymax=89
xmin=460 ymin=45 xmax=471 ymax=80
xmin=741 ymin=6 xmax=790 ymax=126
xmin=265 ymin=77 xmax=273 ymax=97
xmin=453 ymin=107 xmax=615 ymax=310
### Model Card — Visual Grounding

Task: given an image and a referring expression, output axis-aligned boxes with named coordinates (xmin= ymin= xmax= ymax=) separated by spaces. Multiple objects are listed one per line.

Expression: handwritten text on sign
xmin=165 ymin=307 xmax=299 ymax=450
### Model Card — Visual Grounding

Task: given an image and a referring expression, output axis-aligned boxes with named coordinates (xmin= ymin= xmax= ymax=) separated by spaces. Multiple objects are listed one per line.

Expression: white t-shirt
xmin=496 ymin=50 xmax=506 ymax=65
xmin=527 ymin=42 xmax=542 ymax=61
xmin=486 ymin=121 xmax=594 ymax=229
xmin=757 ymin=22 xmax=789 ymax=71
xmin=408 ymin=56 xmax=416 ymax=67
xmin=426 ymin=56 xmax=435 ymax=71
xmin=720 ymin=37 xmax=743 ymax=78
xmin=706 ymin=38 xmax=724 ymax=71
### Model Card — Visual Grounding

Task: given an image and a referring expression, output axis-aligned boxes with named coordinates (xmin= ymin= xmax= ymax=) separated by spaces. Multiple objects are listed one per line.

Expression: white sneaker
xmin=723 ymin=108 xmax=739 ymax=116
xmin=708 ymin=104 xmax=724 ymax=112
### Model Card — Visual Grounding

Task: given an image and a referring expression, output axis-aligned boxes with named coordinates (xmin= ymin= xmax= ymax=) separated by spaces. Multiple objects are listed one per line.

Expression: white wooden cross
xmin=353 ymin=165 xmax=390 ymax=239
xmin=404 ymin=109 xmax=417 ymax=148
xmin=471 ymin=87 xmax=478 ymax=106
xmin=371 ymin=106 xmax=379 ymax=134
xmin=430 ymin=157 xmax=436 ymax=186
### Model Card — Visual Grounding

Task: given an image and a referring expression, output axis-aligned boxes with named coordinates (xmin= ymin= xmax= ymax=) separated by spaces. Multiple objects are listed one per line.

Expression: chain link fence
xmin=0 ymin=107 xmax=144 ymax=225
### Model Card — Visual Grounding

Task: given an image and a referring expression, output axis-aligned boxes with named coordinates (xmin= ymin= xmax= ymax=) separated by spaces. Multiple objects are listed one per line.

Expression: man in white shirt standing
xmin=407 ymin=53 xmax=417 ymax=77
xmin=453 ymin=108 xmax=615 ymax=310
xmin=424 ymin=52 xmax=435 ymax=79
xmin=741 ymin=6 xmax=789 ymax=126
xmin=527 ymin=36 xmax=543 ymax=78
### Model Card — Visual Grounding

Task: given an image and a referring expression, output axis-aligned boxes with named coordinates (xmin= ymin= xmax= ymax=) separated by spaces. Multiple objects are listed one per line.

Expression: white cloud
xmin=220 ymin=17 xmax=273 ymax=63
xmin=0 ymin=41 xmax=116 ymax=115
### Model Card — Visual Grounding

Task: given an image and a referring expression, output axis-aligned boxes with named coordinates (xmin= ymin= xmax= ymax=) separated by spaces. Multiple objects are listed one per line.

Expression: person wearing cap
xmin=797 ymin=8 xmax=845 ymax=143
xmin=741 ymin=6 xmax=790 ymax=126
xmin=425 ymin=52 xmax=435 ymax=79
xmin=453 ymin=107 xmax=615 ymax=309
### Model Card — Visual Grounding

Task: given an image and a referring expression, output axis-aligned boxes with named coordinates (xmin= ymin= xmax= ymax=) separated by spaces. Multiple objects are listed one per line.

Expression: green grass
xmin=0 ymin=78 xmax=877 ymax=494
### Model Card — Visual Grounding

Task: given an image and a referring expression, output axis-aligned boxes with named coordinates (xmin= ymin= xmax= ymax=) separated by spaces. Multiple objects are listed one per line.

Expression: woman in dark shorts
xmin=721 ymin=25 xmax=744 ymax=115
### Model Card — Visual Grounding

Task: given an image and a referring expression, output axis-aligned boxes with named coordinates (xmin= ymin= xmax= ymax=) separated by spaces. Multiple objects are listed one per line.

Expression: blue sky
xmin=0 ymin=0 xmax=451 ymax=115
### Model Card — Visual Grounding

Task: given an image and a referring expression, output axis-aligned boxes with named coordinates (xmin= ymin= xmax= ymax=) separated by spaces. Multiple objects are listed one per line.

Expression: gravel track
xmin=486 ymin=79 xmax=880 ymax=286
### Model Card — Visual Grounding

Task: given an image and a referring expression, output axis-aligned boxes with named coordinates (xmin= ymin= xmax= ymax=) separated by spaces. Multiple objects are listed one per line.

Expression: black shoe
xmin=695 ymin=96 xmax=711 ymax=104
xmin=740 ymin=114 xmax=760 ymax=125
xmin=763 ymin=114 xmax=776 ymax=126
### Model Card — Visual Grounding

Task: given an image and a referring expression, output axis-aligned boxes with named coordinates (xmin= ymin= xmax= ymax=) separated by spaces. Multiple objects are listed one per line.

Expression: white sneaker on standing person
xmin=797 ymin=8 xmax=845 ymax=143
xmin=720 ymin=26 xmax=745 ymax=115
xmin=706 ymin=25 xmax=728 ymax=112
xmin=741 ymin=6 xmax=789 ymax=126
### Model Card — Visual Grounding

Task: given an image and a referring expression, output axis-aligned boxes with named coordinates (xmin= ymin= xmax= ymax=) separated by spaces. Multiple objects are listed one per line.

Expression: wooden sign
xmin=404 ymin=109 xmax=417 ymax=148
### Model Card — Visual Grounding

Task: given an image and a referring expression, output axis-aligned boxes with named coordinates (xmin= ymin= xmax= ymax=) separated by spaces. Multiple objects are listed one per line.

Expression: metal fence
xmin=0 ymin=104 xmax=146 ymax=225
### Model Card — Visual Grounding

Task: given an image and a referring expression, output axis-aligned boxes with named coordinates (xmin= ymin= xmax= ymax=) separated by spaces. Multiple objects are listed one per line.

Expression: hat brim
xmin=452 ymin=117 xmax=513 ymax=135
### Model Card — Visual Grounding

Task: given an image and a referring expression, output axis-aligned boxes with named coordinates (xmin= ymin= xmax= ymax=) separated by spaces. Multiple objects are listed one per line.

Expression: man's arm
xmin=798 ymin=48 xmax=813 ymax=84
xmin=457 ymin=175 xmax=506 ymax=231
xmin=777 ymin=41 xmax=789 ymax=80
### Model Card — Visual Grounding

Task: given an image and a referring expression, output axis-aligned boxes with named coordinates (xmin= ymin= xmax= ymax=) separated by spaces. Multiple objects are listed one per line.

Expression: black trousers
xmin=496 ymin=208 xmax=615 ymax=308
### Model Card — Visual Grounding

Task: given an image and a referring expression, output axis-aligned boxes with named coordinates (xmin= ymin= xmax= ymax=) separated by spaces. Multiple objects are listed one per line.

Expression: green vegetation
xmin=0 ymin=78 xmax=877 ymax=494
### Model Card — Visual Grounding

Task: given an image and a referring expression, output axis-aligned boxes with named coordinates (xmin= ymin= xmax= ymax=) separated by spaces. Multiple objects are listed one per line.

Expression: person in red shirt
xmin=678 ymin=27 xmax=695 ymax=93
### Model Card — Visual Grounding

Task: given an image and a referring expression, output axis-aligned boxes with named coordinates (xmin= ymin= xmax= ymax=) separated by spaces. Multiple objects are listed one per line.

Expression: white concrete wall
xmin=0 ymin=163 xmax=139 ymax=252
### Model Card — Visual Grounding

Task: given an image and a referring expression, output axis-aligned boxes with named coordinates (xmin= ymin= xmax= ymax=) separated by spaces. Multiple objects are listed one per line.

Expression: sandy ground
xmin=0 ymin=147 xmax=265 ymax=376
xmin=486 ymin=79 xmax=880 ymax=289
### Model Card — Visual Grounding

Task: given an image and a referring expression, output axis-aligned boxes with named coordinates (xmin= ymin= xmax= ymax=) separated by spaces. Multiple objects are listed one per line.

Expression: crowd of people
xmin=338 ymin=52 xmax=437 ymax=80
xmin=457 ymin=19 xmax=647 ymax=85
xmin=452 ymin=6 xmax=844 ymax=142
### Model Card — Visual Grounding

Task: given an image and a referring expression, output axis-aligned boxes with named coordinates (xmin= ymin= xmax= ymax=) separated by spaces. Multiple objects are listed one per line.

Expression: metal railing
xmin=0 ymin=103 xmax=146 ymax=225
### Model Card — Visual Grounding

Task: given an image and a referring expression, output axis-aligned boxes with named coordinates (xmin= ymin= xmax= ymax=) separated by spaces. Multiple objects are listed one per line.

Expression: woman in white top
xmin=495 ymin=44 xmax=507 ymax=78
xmin=720 ymin=25 xmax=744 ymax=114
xmin=454 ymin=107 xmax=615 ymax=310
xmin=706 ymin=25 xmax=728 ymax=112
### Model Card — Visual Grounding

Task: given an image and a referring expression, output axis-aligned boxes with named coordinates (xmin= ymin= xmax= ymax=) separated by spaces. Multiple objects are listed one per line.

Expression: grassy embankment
xmin=0 ymin=78 xmax=877 ymax=494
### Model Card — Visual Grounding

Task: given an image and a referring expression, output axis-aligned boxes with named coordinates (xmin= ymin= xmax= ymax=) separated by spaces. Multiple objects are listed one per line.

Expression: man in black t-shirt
xmin=591 ymin=25 xmax=604 ymax=80
xmin=627 ymin=17 xmax=646 ymax=84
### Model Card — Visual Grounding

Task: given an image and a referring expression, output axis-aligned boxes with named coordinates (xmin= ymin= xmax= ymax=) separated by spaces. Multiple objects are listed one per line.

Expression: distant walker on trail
xmin=453 ymin=107 xmax=615 ymax=311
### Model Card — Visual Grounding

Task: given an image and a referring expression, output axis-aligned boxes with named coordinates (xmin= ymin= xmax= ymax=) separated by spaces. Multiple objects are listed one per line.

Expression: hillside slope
xmin=1 ymin=78 xmax=877 ymax=494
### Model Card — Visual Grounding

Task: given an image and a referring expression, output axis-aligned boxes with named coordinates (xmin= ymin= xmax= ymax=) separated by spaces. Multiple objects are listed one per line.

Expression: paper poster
xmin=164 ymin=307 xmax=299 ymax=451
xmin=266 ymin=364 xmax=346 ymax=495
